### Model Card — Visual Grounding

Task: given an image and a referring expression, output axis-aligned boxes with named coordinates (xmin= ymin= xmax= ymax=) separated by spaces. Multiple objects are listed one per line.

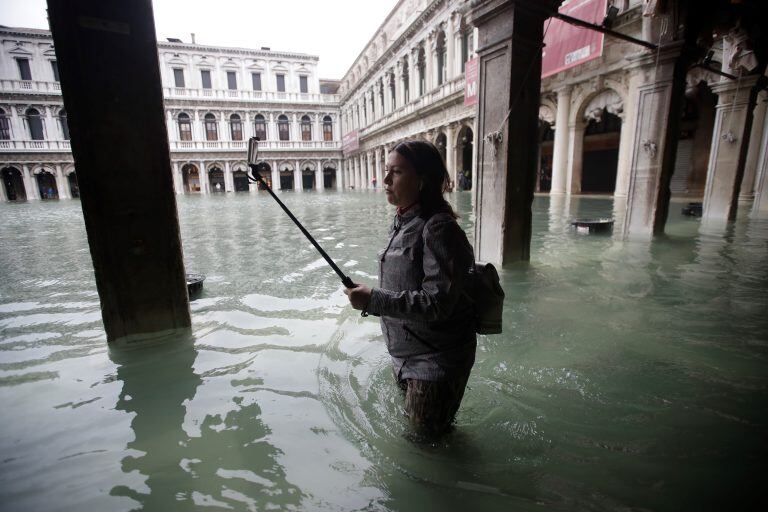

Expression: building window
xmin=51 ymin=61 xmax=60 ymax=82
xmin=252 ymin=72 xmax=262 ymax=91
xmin=58 ymin=109 xmax=70 ymax=140
xmin=277 ymin=114 xmax=289 ymax=141
xmin=226 ymin=71 xmax=237 ymax=90
xmin=201 ymin=69 xmax=212 ymax=89
xmin=276 ymin=74 xmax=286 ymax=92
xmin=26 ymin=108 xmax=44 ymax=140
xmin=17 ymin=58 xmax=32 ymax=81
xmin=178 ymin=113 xmax=192 ymax=141
xmin=173 ymin=68 xmax=185 ymax=88
xmin=322 ymin=115 xmax=333 ymax=141
xmin=253 ymin=114 xmax=267 ymax=140
xmin=379 ymin=79 xmax=385 ymax=112
xmin=389 ymin=73 xmax=396 ymax=111
xmin=204 ymin=113 xmax=218 ymax=141
xmin=230 ymin=113 xmax=243 ymax=141
xmin=300 ymin=115 xmax=312 ymax=141
xmin=299 ymin=75 xmax=308 ymax=93
xmin=461 ymin=31 xmax=469 ymax=73
xmin=0 ymin=108 xmax=11 ymax=140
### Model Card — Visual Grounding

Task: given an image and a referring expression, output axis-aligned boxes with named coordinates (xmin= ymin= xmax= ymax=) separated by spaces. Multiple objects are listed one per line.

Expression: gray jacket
xmin=367 ymin=205 xmax=476 ymax=358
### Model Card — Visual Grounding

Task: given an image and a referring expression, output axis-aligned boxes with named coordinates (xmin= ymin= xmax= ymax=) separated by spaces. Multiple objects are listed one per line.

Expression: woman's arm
xmin=366 ymin=217 xmax=472 ymax=321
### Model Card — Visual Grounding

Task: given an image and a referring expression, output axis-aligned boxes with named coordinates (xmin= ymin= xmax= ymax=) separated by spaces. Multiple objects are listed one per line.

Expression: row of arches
xmin=178 ymin=161 xmax=339 ymax=194
xmin=176 ymin=112 xmax=334 ymax=142
xmin=1 ymin=165 xmax=79 ymax=201
xmin=537 ymin=79 xmax=717 ymax=198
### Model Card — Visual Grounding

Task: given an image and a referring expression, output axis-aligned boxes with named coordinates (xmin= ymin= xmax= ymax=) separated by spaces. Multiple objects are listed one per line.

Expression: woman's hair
xmin=391 ymin=140 xmax=458 ymax=219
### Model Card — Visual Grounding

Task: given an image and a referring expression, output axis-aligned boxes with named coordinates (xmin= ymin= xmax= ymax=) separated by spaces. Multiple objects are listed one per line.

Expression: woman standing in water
xmin=344 ymin=140 xmax=476 ymax=436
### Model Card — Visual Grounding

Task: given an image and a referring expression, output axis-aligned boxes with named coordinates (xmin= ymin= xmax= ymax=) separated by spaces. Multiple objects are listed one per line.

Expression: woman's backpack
xmin=467 ymin=262 xmax=505 ymax=334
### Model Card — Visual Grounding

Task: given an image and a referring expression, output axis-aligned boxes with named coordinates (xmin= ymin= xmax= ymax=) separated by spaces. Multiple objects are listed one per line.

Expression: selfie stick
xmin=245 ymin=137 xmax=357 ymax=289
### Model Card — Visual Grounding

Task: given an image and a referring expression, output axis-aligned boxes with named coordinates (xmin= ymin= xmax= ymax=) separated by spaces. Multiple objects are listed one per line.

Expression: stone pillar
xmin=271 ymin=162 xmax=280 ymax=190
xmin=193 ymin=110 xmax=202 ymax=140
xmin=620 ymin=42 xmax=688 ymax=238
xmin=0 ymin=173 xmax=7 ymax=202
xmin=752 ymin=104 xmax=768 ymax=217
xmin=702 ymin=75 xmax=760 ymax=223
xmin=739 ymin=90 xmax=767 ymax=209
xmin=224 ymin=161 xmax=234 ymax=192
xmin=22 ymin=164 xmax=38 ymax=200
xmin=613 ymin=111 xmax=632 ymax=198
xmin=565 ymin=121 xmax=585 ymax=194
xmin=172 ymin=161 xmax=182 ymax=194
xmin=446 ymin=19 xmax=456 ymax=82
xmin=55 ymin=163 xmax=69 ymax=199
xmin=268 ymin=112 xmax=276 ymax=141
xmin=407 ymin=50 xmax=418 ymax=103
xmin=315 ymin=159 xmax=323 ymax=190
xmin=44 ymin=106 xmax=58 ymax=141
xmin=446 ymin=124 xmax=457 ymax=188
xmin=291 ymin=114 xmax=299 ymax=142
xmin=314 ymin=114 xmax=321 ymax=142
xmin=375 ymin=147 xmax=383 ymax=186
xmin=467 ymin=0 xmax=561 ymax=264
xmin=358 ymin=154 xmax=365 ymax=188
xmin=550 ymin=85 xmax=571 ymax=195
xmin=426 ymin=32 xmax=436 ymax=92
xmin=199 ymin=161 xmax=207 ymax=194
xmin=294 ymin=159 xmax=302 ymax=191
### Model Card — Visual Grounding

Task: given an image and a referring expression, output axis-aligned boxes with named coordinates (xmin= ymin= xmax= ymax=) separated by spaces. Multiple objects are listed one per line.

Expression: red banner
xmin=542 ymin=0 xmax=606 ymax=78
xmin=342 ymin=130 xmax=359 ymax=155
xmin=464 ymin=57 xmax=479 ymax=106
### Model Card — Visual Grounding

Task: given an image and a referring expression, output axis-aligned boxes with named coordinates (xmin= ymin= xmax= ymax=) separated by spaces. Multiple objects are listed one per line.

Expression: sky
xmin=0 ymin=0 xmax=400 ymax=79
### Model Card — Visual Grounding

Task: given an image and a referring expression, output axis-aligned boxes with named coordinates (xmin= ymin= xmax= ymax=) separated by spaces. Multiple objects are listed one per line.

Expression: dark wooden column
xmin=468 ymin=0 xmax=562 ymax=265
xmin=47 ymin=0 xmax=191 ymax=344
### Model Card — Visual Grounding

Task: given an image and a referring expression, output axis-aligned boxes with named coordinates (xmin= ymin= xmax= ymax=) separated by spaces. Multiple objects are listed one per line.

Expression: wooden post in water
xmin=47 ymin=0 xmax=191 ymax=344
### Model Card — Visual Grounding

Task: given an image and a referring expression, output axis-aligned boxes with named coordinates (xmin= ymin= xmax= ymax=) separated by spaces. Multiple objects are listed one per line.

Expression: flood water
xmin=1 ymin=191 xmax=766 ymax=511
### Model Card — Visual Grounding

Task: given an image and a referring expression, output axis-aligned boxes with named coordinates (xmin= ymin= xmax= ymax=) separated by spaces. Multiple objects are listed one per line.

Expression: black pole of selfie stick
xmin=246 ymin=162 xmax=357 ymax=289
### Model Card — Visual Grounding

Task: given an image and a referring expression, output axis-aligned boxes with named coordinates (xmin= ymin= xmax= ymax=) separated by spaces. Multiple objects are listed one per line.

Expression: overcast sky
xmin=0 ymin=0 xmax=399 ymax=78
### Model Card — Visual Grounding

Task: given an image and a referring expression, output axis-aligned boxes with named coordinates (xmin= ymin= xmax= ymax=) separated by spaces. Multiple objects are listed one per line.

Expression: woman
xmin=344 ymin=140 xmax=476 ymax=436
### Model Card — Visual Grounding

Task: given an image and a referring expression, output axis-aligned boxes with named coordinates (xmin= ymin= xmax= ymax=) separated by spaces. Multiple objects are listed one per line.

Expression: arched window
xmin=0 ymin=108 xmax=10 ymax=140
xmin=379 ymin=78 xmax=385 ymax=112
xmin=26 ymin=108 xmax=44 ymax=140
xmin=436 ymin=31 xmax=447 ymax=86
xmin=178 ymin=113 xmax=192 ymax=141
xmin=277 ymin=114 xmax=289 ymax=141
xmin=323 ymin=115 xmax=333 ymax=141
xmin=58 ymin=109 xmax=70 ymax=140
xmin=388 ymin=72 xmax=396 ymax=111
xmin=300 ymin=115 xmax=312 ymax=141
xmin=204 ymin=113 xmax=218 ymax=141
xmin=229 ymin=113 xmax=243 ymax=141
xmin=253 ymin=114 xmax=267 ymax=140
xmin=417 ymin=47 xmax=426 ymax=95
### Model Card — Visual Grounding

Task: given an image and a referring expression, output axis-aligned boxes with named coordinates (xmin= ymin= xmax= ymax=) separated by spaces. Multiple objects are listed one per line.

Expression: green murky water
xmin=1 ymin=191 xmax=766 ymax=511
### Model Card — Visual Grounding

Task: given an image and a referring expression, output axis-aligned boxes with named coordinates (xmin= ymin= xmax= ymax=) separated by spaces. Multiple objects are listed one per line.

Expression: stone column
xmin=0 ymin=173 xmax=7 ymax=202
xmin=395 ymin=61 xmax=404 ymax=109
xmin=374 ymin=147 xmax=383 ymax=187
xmin=166 ymin=110 xmax=175 ymax=141
xmin=446 ymin=19 xmax=456 ymax=82
xmin=752 ymin=103 xmax=768 ymax=217
xmin=315 ymin=159 xmax=323 ymax=190
xmin=268 ymin=112 xmax=276 ymax=141
xmin=613 ymin=110 xmax=632 ymax=198
xmin=738 ymin=90 xmax=767 ymax=209
xmin=565 ymin=121 xmax=585 ymax=194
xmin=199 ymin=161 xmax=207 ymax=194
xmin=44 ymin=106 xmax=58 ymax=141
xmin=224 ymin=161 xmax=234 ymax=192
xmin=55 ymin=163 xmax=69 ymax=199
xmin=358 ymin=154 xmax=365 ymax=188
xmin=408 ymin=49 xmax=418 ymax=102
xmin=620 ymin=42 xmax=688 ymax=238
xmin=294 ymin=159 xmax=302 ymax=191
xmin=193 ymin=110 xmax=202 ymax=141
xmin=446 ymin=123 xmax=457 ymax=188
xmin=292 ymin=114 xmax=300 ymax=142
xmin=550 ymin=85 xmax=571 ymax=195
xmin=22 ymin=164 xmax=39 ymax=200
xmin=426 ymin=31 xmax=436 ymax=92
xmin=172 ymin=161 xmax=182 ymax=194
xmin=271 ymin=162 xmax=280 ymax=190
xmin=467 ymin=0 xmax=561 ymax=264
xmin=702 ymin=75 xmax=760 ymax=223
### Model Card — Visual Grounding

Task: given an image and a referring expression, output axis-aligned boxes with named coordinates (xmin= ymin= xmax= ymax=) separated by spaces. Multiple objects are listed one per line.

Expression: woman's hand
xmin=344 ymin=284 xmax=372 ymax=311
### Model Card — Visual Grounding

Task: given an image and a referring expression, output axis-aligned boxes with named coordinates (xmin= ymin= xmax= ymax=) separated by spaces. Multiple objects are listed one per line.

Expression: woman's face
xmin=384 ymin=151 xmax=421 ymax=208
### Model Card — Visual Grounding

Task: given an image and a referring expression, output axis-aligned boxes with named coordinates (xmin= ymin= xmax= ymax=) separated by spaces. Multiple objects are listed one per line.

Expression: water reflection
xmin=109 ymin=337 xmax=303 ymax=510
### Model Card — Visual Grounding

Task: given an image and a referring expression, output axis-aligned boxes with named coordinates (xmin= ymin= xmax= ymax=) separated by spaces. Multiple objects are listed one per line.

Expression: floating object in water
xmin=571 ymin=218 xmax=614 ymax=234
xmin=186 ymin=273 xmax=205 ymax=299
xmin=681 ymin=202 xmax=703 ymax=217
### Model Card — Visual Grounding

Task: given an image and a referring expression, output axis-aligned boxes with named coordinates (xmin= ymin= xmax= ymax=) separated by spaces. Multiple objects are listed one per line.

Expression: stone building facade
xmin=0 ymin=26 xmax=343 ymax=201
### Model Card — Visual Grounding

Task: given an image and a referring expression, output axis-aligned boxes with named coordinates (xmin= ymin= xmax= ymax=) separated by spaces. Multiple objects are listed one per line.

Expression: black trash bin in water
xmin=571 ymin=218 xmax=614 ymax=234
xmin=186 ymin=273 xmax=205 ymax=300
